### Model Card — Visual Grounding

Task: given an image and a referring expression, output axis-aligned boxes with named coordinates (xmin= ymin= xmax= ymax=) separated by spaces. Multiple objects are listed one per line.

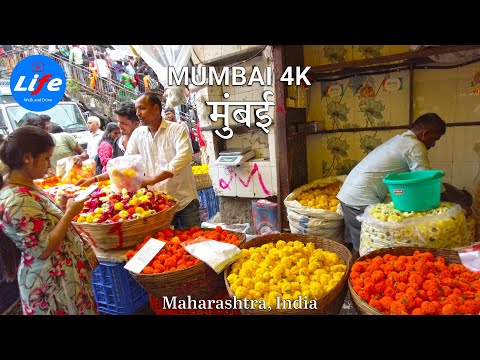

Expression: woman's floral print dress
xmin=0 ymin=186 xmax=98 ymax=315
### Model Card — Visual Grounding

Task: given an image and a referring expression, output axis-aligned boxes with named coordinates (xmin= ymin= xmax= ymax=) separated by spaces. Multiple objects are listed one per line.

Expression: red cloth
xmin=196 ymin=121 xmax=206 ymax=147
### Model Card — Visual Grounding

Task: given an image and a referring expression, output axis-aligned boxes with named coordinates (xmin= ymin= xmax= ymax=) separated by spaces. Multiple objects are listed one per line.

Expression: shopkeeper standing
xmin=336 ymin=113 xmax=447 ymax=260
xmin=77 ymin=92 xmax=200 ymax=229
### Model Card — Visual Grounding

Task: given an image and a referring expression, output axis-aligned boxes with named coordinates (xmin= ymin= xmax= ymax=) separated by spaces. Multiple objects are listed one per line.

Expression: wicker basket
xmin=224 ymin=233 xmax=352 ymax=315
xmin=194 ymin=173 xmax=212 ymax=190
xmin=348 ymin=246 xmax=461 ymax=315
xmin=129 ymin=231 xmax=246 ymax=300
xmin=72 ymin=203 xmax=178 ymax=250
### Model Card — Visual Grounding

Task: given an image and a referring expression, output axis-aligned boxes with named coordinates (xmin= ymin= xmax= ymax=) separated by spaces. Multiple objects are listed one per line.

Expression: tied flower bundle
xmin=350 ymin=250 xmax=480 ymax=315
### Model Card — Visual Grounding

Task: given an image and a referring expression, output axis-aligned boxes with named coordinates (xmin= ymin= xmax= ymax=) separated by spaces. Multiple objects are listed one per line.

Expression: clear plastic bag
xmin=61 ymin=158 xmax=96 ymax=184
xmin=107 ymin=154 xmax=145 ymax=192
xmin=358 ymin=202 xmax=470 ymax=256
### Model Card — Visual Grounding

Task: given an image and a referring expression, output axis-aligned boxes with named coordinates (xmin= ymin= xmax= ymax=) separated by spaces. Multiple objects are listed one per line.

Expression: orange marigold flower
xmin=351 ymin=261 xmax=367 ymax=274
xmin=374 ymin=281 xmax=386 ymax=294
xmin=464 ymin=299 xmax=480 ymax=314
xmin=411 ymin=308 xmax=424 ymax=315
xmin=368 ymin=298 xmax=384 ymax=312
xmin=142 ymin=266 xmax=155 ymax=274
xmin=441 ymin=303 xmax=457 ymax=315
xmin=351 ymin=278 xmax=364 ymax=289
xmin=380 ymin=296 xmax=394 ymax=310
xmin=396 ymin=282 xmax=407 ymax=292
xmin=371 ymin=270 xmax=385 ymax=283
xmin=357 ymin=290 xmax=371 ymax=302
xmin=420 ymin=301 xmax=437 ymax=315
xmin=446 ymin=294 xmax=464 ymax=306
xmin=383 ymin=254 xmax=394 ymax=262
xmin=384 ymin=286 xmax=396 ymax=298
xmin=407 ymin=282 xmax=420 ymax=291
xmin=450 ymin=263 xmax=468 ymax=275
xmin=390 ymin=300 xmax=408 ymax=315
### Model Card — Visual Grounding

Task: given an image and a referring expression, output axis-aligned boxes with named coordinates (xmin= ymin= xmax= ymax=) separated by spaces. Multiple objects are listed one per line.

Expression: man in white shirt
xmin=86 ymin=116 xmax=104 ymax=159
xmin=78 ymin=93 xmax=200 ymax=229
xmin=336 ymin=113 xmax=446 ymax=260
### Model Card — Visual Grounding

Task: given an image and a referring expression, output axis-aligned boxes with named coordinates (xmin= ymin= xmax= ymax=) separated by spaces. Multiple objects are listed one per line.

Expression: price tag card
xmin=124 ymin=238 xmax=165 ymax=274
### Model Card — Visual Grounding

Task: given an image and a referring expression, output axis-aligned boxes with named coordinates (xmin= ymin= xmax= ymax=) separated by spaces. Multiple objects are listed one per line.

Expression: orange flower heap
xmin=350 ymin=250 xmax=480 ymax=315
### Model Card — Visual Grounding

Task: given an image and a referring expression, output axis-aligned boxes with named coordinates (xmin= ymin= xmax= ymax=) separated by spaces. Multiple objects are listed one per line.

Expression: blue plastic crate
xmin=197 ymin=187 xmax=220 ymax=219
xmin=92 ymin=261 xmax=148 ymax=315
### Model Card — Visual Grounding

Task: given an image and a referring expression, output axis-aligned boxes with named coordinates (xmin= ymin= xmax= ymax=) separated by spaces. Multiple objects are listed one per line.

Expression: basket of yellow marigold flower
xmin=348 ymin=246 xmax=480 ymax=315
xmin=224 ymin=233 xmax=352 ymax=315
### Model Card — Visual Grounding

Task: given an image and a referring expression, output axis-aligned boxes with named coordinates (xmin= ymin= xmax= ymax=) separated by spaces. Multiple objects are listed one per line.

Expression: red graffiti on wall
xmin=218 ymin=163 xmax=271 ymax=196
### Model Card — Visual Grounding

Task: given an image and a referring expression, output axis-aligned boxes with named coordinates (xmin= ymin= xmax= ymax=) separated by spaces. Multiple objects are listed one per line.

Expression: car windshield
xmin=5 ymin=103 xmax=88 ymax=131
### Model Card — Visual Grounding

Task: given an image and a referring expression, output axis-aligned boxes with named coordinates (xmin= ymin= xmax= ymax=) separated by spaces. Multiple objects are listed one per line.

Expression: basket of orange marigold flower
xmin=349 ymin=246 xmax=480 ymax=315
xmin=127 ymin=226 xmax=246 ymax=301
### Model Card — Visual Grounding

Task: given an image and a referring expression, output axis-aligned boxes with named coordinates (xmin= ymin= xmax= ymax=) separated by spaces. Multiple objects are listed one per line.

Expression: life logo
xmin=10 ymin=55 xmax=66 ymax=111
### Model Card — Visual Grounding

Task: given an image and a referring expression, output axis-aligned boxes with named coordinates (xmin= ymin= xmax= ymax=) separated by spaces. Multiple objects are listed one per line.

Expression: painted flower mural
xmin=360 ymin=134 xmax=382 ymax=154
xmin=336 ymin=159 xmax=359 ymax=175
xmin=326 ymin=101 xmax=350 ymax=129
xmin=327 ymin=137 xmax=349 ymax=157
xmin=359 ymin=98 xmax=385 ymax=127
xmin=358 ymin=45 xmax=384 ymax=58
xmin=323 ymin=45 xmax=347 ymax=64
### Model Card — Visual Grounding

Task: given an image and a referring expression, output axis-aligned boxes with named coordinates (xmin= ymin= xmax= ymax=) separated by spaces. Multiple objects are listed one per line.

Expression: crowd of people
xmin=0 ymin=90 xmax=202 ymax=315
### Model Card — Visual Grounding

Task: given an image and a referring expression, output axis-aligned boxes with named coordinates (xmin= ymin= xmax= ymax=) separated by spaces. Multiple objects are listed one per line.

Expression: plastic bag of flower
xmin=284 ymin=176 xmax=346 ymax=242
xmin=358 ymin=202 xmax=471 ymax=256
xmin=107 ymin=154 xmax=145 ymax=192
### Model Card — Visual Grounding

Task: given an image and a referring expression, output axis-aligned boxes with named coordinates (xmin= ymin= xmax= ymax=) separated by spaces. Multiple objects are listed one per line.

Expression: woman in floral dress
xmin=0 ymin=126 xmax=98 ymax=315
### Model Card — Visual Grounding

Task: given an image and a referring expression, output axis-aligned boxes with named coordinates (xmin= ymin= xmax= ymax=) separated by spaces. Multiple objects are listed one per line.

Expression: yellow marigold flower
xmin=280 ymin=256 xmax=293 ymax=269
xmin=254 ymin=281 xmax=267 ymax=293
xmin=234 ymin=286 xmax=248 ymax=298
xmin=250 ymin=252 xmax=262 ymax=263
xmin=293 ymin=291 xmax=302 ymax=299
xmin=289 ymin=265 xmax=299 ymax=276
xmin=330 ymin=264 xmax=346 ymax=273
xmin=293 ymin=240 xmax=304 ymax=251
xmin=269 ymin=278 xmax=278 ymax=286
xmin=328 ymin=279 xmax=339 ymax=288
xmin=297 ymin=258 xmax=308 ymax=268
xmin=281 ymin=283 xmax=293 ymax=295
xmin=333 ymin=272 xmax=344 ymax=281
xmin=227 ymin=273 xmax=238 ymax=284
xmin=320 ymin=274 xmax=331 ymax=285
xmin=296 ymin=275 xmax=309 ymax=284
xmin=290 ymin=281 xmax=301 ymax=291
xmin=298 ymin=268 xmax=310 ymax=277
xmin=242 ymin=277 xmax=254 ymax=289
xmin=314 ymin=268 xmax=327 ymax=276
xmin=262 ymin=272 xmax=271 ymax=282
xmin=310 ymin=281 xmax=326 ymax=299
xmin=276 ymin=240 xmax=287 ymax=250
xmin=308 ymin=262 xmax=319 ymax=273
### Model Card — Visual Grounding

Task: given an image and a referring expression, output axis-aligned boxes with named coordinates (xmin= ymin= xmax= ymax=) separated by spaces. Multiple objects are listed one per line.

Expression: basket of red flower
xmin=349 ymin=246 xmax=480 ymax=315
xmin=128 ymin=226 xmax=246 ymax=301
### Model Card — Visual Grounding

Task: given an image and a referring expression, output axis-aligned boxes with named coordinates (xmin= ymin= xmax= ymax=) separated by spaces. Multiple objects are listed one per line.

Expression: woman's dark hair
xmin=101 ymin=122 xmax=119 ymax=146
xmin=114 ymin=102 xmax=139 ymax=122
xmin=0 ymin=126 xmax=55 ymax=282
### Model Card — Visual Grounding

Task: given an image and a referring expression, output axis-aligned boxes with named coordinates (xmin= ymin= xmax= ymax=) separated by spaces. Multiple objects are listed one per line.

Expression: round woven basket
xmin=224 ymin=233 xmax=352 ymax=315
xmin=194 ymin=173 xmax=212 ymax=190
xmin=72 ymin=202 xmax=178 ymax=250
xmin=129 ymin=231 xmax=246 ymax=300
xmin=349 ymin=246 xmax=462 ymax=315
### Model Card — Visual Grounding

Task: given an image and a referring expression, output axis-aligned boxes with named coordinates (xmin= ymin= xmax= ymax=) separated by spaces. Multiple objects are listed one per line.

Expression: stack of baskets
xmin=348 ymin=246 xmax=463 ymax=315
xmin=224 ymin=233 xmax=352 ymax=315
xmin=72 ymin=202 xmax=178 ymax=250
xmin=194 ymin=173 xmax=212 ymax=190
xmin=129 ymin=231 xmax=246 ymax=301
